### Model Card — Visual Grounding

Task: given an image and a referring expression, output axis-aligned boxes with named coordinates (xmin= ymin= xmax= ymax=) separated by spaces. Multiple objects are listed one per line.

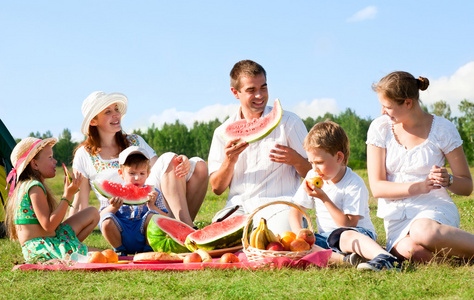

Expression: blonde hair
xmin=230 ymin=60 xmax=266 ymax=91
xmin=372 ymin=71 xmax=429 ymax=105
xmin=5 ymin=152 xmax=57 ymax=241
xmin=304 ymin=121 xmax=350 ymax=165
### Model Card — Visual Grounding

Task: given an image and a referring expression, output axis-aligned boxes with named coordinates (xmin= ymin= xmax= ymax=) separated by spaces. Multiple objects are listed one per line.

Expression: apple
xmin=220 ymin=253 xmax=240 ymax=263
xmin=297 ymin=228 xmax=316 ymax=246
xmin=289 ymin=238 xmax=311 ymax=252
xmin=266 ymin=241 xmax=285 ymax=251
xmin=306 ymin=176 xmax=323 ymax=190
xmin=183 ymin=252 xmax=202 ymax=263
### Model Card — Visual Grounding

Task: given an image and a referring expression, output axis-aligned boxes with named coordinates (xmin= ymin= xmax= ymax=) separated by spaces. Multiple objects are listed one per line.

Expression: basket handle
xmin=242 ymin=200 xmax=314 ymax=249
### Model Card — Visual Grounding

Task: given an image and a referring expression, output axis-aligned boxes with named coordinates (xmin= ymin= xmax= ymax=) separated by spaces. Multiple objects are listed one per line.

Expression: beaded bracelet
xmin=61 ymin=197 xmax=74 ymax=208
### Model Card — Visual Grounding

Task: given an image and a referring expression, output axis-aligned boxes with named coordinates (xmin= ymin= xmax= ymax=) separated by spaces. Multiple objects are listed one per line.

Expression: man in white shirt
xmin=208 ymin=60 xmax=311 ymax=233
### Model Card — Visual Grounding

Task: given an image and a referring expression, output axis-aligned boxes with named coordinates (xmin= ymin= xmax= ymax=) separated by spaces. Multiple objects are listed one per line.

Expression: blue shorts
xmin=315 ymin=227 xmax=377 ymax=254
xmin=99 ymin=211 xmax=159 ymax=254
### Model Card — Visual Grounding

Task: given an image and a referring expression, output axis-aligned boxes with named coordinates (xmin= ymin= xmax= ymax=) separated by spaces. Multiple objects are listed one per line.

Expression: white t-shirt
xmin=293 ymin=168 xmax=376 ymax=235
xmin=208 ymin=104 xmax=308 ymax=211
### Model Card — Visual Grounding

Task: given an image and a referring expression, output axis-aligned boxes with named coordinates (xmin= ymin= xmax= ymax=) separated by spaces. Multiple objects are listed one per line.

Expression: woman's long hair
xmin=75 ymin=124 xmax=130 ymax=156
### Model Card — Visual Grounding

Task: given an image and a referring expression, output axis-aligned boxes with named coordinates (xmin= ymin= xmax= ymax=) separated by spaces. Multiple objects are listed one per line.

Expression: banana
xmin=195 ymin=249 xmax=213 ymax=263
xmin=249 ymin=218 xmax=265 ymax=248
xmin=263 ymin=220 xmax=278 ymax=244
xmin=255 ymin=218 xmax=269 ymax=250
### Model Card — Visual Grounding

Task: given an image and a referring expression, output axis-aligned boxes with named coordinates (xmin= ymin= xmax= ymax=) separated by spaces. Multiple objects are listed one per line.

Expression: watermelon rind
xmin=185 ymin=215 xmax=252 ymax=251
xmin=222 ymin=98 xmax=283 ymax=144
xmin=147 ymin=215 xmax=195 ymax=253
xmin=92 ymin=181 xmax=150 ymax=206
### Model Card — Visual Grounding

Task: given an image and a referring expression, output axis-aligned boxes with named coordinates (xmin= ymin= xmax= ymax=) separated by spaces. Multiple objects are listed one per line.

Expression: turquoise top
xmin=14 ymin=180 xmax=45 ymax=225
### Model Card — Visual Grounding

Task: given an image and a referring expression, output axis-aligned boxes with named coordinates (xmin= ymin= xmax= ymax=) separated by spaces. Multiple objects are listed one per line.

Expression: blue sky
xmin=1 ymin=1 xmax=473 ymax=142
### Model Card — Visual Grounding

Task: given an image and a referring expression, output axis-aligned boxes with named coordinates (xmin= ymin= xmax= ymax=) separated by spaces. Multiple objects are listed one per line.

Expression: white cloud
xmin=290 ymin=98 xmax=340 ymax=119
xmin=347 ymin=6 xmax=377 ymax=22
xmin=422 ymin=61 xmax=474 ymax=115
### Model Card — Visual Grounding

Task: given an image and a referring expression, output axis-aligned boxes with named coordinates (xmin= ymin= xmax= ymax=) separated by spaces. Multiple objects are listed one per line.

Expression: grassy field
xmin=1 ymin=168 xmax=473 ymax=299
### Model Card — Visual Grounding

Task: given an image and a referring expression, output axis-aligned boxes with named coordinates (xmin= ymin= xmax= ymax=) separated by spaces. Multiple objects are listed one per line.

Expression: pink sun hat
xmin=81 ymin=91 xmax=128 ymax=136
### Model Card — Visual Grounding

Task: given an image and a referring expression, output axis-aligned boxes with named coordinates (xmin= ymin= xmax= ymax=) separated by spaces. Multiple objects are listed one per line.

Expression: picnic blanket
xmin=12 ymin=249 xmax=332 ymax=271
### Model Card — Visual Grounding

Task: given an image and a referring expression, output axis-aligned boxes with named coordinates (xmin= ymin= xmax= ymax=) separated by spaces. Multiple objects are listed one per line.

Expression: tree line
xmin=26 ymin=100 xmax=474 ymax=169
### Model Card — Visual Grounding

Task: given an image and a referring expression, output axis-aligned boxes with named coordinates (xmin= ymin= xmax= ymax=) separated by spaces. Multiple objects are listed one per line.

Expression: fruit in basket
xmin=147 ymin=215 xmax=196 ymax=253
xmin=280 ymin=231 xmax=297 ymax=251
xmin=266 ymin=241 xmax=285 ymax=251
xmin=223 ymin=98 xmax=283 ymax=144
xmin=250 ymin=218 xmax=279 ymax=250
xmin=93 ymin=180 xmax=153 ymax=205
xmin=297 ymin=228 xmax=316 ymax=246
xmin=289 ymin=238 xmax=311 ymax=252
xmin=102 ymin=249 xmax=119 ymax=263
xmin=220 ymin=253 xmax=240 ymax=263
xmin=183 ymin=252 xmax=202 ymax=263
xmin=87 ymin=251 xmax=108 ymax=263
xmin=306 ymin=176 xmax=324 ymax=190
xmin=185 ymin=215 xmax=251 ymax=251
xmin=195 ymin=249 xmax=213 ymax=263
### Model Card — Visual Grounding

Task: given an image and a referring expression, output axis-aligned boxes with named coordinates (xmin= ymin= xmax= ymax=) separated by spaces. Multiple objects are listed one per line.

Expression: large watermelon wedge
xmin=147 ymin=215 xmax=195 ymax=253
xmin=93 ymin=180 xmax=152 ymax=205
xmin=223 ymin=98 xmax=283 ymax=143
xmin=185 ymin=215 xmax=251 ymax=251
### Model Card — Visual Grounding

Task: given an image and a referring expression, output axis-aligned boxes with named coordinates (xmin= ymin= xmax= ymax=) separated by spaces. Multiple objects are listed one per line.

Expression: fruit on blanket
xmin=297 ymin=229 xmax=316 ymax=246
xmin=93 ymin=180 xmax=152 ymax=205
xmin=195 ymin=249 xmax=213 ymax=263
xmin=102 ymin=249 xmax=119 ymax=263
xmin=185 ymin=215 xmax=251 ymax=251
xmin=220 ymin=253 xmax=240 ymax=263
xmin=290 ymin=238 xmax=311 ymax=252
xmin=306 ymin=176 xmax=323 ymax=190
xmin=62 ymin=163 xmax=73 ymax=184
xmin=266 ymin=241 xmax=285 ymax=251
xmin=147 ymin=215 xmax=195 ymax=253
xmin=87 ymin=251 xmax=108 ymax=263
xmin=183 ymin=252 xmax=202 ymax=263
xmin=223 ymin=98 xmax=283 ymax=144
xmin=280 ymin=231 xmax=297 ymax=251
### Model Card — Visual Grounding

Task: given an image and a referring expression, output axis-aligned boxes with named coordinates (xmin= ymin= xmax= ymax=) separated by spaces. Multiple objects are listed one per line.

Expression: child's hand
xmin=63 ymin=170 xmax=83 ymax=200
xmin=109 ymin=197 xmax=123 ymax=209
xmin=147 ymin=190 xmax=159 ymax=204
xmin=303 ymin=181 xmax=327 ymax=200
xmin=174 ymin=155 xmax=190 ymax=178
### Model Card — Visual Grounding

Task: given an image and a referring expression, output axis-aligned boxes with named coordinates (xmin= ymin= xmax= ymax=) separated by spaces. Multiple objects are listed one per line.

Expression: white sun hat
xmin=80 ymin=91 xmax=128 ymax=136
xmin=118 ymin=146 xmax=151 ymax=165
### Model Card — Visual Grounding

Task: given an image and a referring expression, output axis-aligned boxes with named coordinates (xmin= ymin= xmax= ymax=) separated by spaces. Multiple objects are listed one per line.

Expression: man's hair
xmin=304 ymin=121 xmax=350 ymax=165
xmin=230 ymin=60 xmax=266 ymax=91
xmin=119 ymin=153 xmax=150 ymax=171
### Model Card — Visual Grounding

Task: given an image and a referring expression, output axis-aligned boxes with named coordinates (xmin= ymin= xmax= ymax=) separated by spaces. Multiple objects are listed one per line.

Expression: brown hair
xmin=5 ymin=152 xmax=57 ymax=240
xmin=75 ymin=123 xmax=130 ymax=156
xmin=119 ymin=153 xmax=150 ymax=172
xmin=230 ymin=60 xmax=266 ymax=91
xmin=304 ymin=121 xmax=350 ymax=165
xmin=372 ymin=71 xmax=429 ymax=105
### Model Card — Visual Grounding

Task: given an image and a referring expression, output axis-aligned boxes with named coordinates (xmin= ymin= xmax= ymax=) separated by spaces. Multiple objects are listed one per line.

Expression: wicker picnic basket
xmin=242 ymin=200 xmax=317 ymax=262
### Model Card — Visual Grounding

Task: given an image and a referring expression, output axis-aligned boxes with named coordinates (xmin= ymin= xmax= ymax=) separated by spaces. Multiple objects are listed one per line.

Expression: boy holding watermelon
xmin=288 ymin=121 xmax=401 ymax=271
xmin=100 ymin=146 xmax=167 ymax=255
xmin=208 ymin=60 xmax=311 ymax=233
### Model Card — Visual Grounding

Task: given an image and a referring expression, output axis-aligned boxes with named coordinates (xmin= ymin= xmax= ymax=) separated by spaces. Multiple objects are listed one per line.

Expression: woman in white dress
xmin=366 ymin=71 xmax=473 ymax=262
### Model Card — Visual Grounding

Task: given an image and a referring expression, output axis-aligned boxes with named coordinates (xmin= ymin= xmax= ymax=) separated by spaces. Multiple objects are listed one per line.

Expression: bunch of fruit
xmin=87 ymin=249 xmax=119 ymax=263
xmin=249 ymin=218 xmax=316 ymax=252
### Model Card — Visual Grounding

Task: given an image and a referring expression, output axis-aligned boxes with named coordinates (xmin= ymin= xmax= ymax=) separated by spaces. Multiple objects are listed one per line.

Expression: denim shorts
xmin=315 ymin=227 xmax=377 ymax=254
xmin=99 ymin=212 xmax=155 ymax=254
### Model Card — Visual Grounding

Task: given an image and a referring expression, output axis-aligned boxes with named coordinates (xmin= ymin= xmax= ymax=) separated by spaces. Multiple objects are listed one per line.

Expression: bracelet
xmin=61 ymin=197 xmax=74 ymax=208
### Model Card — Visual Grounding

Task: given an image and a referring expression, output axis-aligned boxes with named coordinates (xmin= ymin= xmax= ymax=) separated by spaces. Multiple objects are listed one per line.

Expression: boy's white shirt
xmin=293 ymin=168 xmax=376 ymax=234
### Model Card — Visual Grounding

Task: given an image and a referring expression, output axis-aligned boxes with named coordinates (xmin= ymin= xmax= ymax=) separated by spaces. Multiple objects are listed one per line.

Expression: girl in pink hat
xmin=5 ymin=137 xmax=99 ymax=262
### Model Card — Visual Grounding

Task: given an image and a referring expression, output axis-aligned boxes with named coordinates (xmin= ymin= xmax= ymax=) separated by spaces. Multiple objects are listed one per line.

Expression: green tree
xmin=54 ymin=129 xmax=77 ymax=166
xmin=457 ymin=99 xmax=474 ymax=165
xmin=429 ymin=100 xmax=453 ymax=121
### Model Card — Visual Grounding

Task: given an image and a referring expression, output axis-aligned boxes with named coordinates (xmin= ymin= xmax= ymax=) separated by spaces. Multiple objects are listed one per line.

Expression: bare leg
xmin=339 ymin=230 xmax=390 ymax=260
xmin=99 ymin=218 xmax=122 ymax=248
xmin=185 ymin=161 xmax=208 ymax=220
xmin=391 ymin=236 xmax=433 ymax=262
xmin=64 ymin=207 xmax=99 ymax=242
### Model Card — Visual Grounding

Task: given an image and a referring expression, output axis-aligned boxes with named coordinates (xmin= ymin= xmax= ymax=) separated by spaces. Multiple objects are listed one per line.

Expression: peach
xmin=183 ymin=252 xmax=202 ymax=263
xmin=289 ymin=238 xmax=311 ymax=252
xmin=266 ymin=241 xmax=285 ymax=251
xmin=101 ymin=249 xmax=119 ymax=263
xmin=297 ymin=229 xmax=316 ymax=246
xmin=220 ymin=253 xmax=240 ymax=263
xmin=87 ymin=251 xmax=108 ymax=263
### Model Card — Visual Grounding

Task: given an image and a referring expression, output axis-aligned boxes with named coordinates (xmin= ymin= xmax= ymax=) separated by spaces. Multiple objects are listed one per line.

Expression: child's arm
xmin=32 ymin=172 xmax=83 ymax=232
xmin=304 ymin=181 xmax=359 ymax=228
xmin=100 ymin=197 xmax=123 ymax=216
xmin=289 ymin=207 xmax=304 ymax=233
xmin=146 ymin=190 xmax=166 ymax=215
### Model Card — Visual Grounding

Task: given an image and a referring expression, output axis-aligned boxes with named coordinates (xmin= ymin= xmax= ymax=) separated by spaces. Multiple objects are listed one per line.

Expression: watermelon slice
xmin=223 ymin=98 xmax=283 ymax=143
xmin=62 ymin=163 xmax=72 ymax=184
xmin=185 ymin=215 xmax=251 ymax=251
xmin=147 ymin=215 xmax=195 ymax=253
xmin=93 ymin=180 xmax=152 ymax=205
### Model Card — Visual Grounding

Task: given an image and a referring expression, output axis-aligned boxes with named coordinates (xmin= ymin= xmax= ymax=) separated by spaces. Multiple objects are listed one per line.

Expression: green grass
xmin=1 ymin=168 xmax=473 ymax=299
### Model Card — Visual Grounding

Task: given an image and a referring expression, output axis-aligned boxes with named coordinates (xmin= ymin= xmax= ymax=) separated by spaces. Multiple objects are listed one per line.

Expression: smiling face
xmin=306 ymin=147 xmax=346 ymax=184
xmin=90 ymin=103 xmax=123 ymax=135
xmin=231 ymin=73 xmax=269 ymax=121
xmin=378 ymin=93 xmax=410 ymax=124
xmin=31 ymin=145 xmax=57 ymax=179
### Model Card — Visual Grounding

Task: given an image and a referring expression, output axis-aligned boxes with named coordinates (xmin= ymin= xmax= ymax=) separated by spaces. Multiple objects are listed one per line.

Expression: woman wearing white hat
xmin=70 ymin=91 xmax=208 ymax=232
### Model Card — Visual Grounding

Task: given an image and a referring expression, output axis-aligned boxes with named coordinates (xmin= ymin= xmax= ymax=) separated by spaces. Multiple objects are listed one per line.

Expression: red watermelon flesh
xmin=223 ymin=98 xmax=282 ymax=143
xmin=94 ymin=180 xmax=152 ymax=205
